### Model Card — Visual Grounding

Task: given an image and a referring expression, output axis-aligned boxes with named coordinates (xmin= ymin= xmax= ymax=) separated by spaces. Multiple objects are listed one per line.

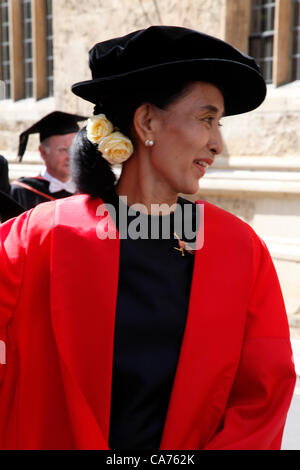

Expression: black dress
xmin=105 ymin=191 xmax=199 ymax=450
xmin=10 ymin=176 xmax=73 ymax=211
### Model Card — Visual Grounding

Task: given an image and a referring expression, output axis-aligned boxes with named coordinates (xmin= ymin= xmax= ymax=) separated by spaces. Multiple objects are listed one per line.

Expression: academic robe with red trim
xmin=0 ymin=194 xmax=296 ymax=450
xmin=10 ymin=176 xmax=72 ymax=211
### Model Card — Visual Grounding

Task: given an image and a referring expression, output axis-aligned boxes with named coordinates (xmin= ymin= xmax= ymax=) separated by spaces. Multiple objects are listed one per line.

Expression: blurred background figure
xmin=0 ymin=154 xmax=10 ymax=194
xmin=10 ymin=111 xmax=86 ymax=210
xmin=0 ymin=154 xmax=24 ymax=223
xmin=0 ymin=190 xmax=24 ymax=224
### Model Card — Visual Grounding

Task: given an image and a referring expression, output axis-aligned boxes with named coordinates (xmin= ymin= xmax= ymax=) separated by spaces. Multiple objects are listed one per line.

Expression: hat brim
xmin=72 ymin=58 xmax=267 ymax=116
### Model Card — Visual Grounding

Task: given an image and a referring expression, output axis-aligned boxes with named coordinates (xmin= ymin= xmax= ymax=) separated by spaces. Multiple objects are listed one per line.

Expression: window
xmin=249 ymin=0 xmax=276 ymax=84
xmin=0 ymin=0 xmax=54 ymax=101
xmin=22 ymin=0 xmax=33 ymax=98
xmin=225 ymin=0 xmax=297 ymax=87
xmin=0 ymin=0 xmax=11 ymax=98
xmin=292 ymin=0 xmax=300 ymax=80
xmin=46 ymin=0 xmax=53 ymax=96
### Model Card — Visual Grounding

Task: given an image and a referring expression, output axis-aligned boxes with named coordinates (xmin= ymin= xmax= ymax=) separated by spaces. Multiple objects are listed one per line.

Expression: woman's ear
xmin=133 ymin=103 xmax=160 ymax=145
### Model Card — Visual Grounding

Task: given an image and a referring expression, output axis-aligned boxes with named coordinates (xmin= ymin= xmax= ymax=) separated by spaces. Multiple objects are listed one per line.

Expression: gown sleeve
xmin=0 ymin=212 xmax=30 ymax=383
xmin=204 ymin=234 xmax=296 ymax=450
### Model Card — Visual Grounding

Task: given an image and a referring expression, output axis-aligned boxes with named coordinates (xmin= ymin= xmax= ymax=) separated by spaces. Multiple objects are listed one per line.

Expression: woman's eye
xmin=202 ymin=117 xmax=213 ymax=125
xmin=203 ymin=117 xmax=218 ymax=126
xmin=202 ymin=117 xmax=223 ymax=128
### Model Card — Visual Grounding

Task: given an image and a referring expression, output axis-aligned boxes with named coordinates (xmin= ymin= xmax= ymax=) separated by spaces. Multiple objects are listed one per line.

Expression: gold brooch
xmin=173 ymin=232 xmax=195 ymax=256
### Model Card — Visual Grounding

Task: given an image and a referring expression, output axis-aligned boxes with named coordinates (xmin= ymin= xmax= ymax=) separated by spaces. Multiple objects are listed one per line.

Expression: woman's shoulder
xmin=0 ymin=194 xmax=104 ymax=261
xmin=2 ymin=194 xmax=96 ymax=237
xmin=28 ymin=193 xmax=100 ymax=226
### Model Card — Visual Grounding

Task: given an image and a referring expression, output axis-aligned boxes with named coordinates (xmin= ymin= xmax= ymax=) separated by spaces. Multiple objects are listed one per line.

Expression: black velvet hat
xmin=18 ymin=111 xmax=87 ymax=161
xmin=0 ymin=190 xmax=25 ymax=223
xmin=71 ymin=26 xmax=267 ymax=116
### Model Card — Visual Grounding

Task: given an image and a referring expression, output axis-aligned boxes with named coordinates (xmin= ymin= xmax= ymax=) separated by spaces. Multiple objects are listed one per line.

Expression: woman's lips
xmin=193 ymin=158 xmax=213 ymax=175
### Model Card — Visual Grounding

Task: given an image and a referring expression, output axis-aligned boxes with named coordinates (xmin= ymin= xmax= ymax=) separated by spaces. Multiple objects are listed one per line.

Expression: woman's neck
xmin=116 ymin=155 xmax=178 ymax=215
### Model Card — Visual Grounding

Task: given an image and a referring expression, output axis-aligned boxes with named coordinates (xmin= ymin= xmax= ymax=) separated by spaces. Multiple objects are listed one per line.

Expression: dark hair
xmin=71 ymin=81 xmax=192 ymax=199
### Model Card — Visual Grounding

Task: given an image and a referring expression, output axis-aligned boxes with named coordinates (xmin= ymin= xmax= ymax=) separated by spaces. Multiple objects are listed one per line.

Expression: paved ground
xmin=282 ymin=378 xmax=300 ymax=450
xmin=281 ymin=336 xmax=300 ymax=450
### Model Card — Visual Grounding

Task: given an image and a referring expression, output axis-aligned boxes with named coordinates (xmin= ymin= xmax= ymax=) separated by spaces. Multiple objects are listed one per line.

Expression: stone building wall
xmin=0 ymin=0 xmax=226 ymax=156
xmin=52 ymin=0 xmax=226 ymax=115
xmin=222 ymin=84 xmax=300 ymax=158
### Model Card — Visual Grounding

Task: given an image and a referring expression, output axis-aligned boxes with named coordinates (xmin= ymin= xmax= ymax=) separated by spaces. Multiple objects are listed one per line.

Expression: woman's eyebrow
xmin=199 ymin=105 xmax=224 ymax=116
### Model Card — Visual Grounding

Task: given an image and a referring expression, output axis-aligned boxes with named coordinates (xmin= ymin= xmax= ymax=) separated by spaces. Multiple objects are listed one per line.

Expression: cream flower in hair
xmin=86 ymin=114 xmax=134 ymax=164
xmin=86 ymin=114 xmax=114 ymax=143
xmin=97 ymin=131 xmax=134 ymax=165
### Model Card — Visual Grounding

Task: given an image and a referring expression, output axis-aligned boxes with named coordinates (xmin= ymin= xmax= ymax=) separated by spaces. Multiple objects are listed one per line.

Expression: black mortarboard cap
xmin=18 ymin=111 xmax=87 ymax=161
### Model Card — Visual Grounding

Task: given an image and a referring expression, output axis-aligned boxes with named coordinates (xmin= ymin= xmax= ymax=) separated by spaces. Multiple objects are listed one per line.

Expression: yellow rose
xmin=98 ymin=131 xmax=134 ymax=165
xmin=86 ymin=114 xmax=114 ymax=144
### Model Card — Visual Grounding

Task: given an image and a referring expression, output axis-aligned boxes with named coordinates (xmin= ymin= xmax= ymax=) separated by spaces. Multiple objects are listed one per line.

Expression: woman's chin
xmin=178 ymin=182 xmax=200 ymax=196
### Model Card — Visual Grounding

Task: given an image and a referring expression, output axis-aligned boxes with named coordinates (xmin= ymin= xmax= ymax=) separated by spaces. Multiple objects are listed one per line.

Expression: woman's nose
xmin=208 ymin=127 xmax=223 ymax=156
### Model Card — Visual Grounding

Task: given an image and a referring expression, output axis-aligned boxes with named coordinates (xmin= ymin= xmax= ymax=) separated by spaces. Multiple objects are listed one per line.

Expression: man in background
xmin=11 ymin=111 xmax=86 ymax=210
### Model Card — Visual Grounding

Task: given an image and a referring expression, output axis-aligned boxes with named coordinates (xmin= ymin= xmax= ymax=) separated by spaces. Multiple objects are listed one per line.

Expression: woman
xmin=0 ymin=26 xmax=296 ymax=450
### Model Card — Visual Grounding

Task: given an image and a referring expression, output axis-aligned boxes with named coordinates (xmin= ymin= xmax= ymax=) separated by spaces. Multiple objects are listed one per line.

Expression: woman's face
xmin=148 ymin=81 xmax=224 ymax=196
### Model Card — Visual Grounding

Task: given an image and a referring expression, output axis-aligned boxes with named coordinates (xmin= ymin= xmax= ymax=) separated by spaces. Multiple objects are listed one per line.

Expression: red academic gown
xmin=0 ymin=194 xmax=296 ymax=450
